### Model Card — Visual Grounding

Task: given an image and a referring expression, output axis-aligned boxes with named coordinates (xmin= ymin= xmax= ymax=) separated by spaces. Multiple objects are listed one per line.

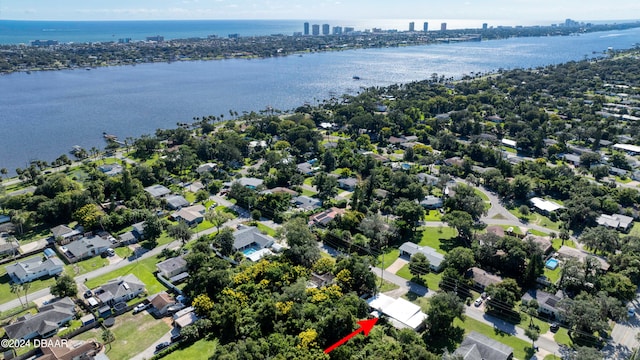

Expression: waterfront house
xmin=4 ymin=297 xmax=76 ymax=340
xmin=6 ymin=255 xmax=64 ymax=284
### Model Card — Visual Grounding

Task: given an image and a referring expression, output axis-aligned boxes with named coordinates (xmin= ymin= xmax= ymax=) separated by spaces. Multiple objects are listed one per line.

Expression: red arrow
xmin=324 ymin=317 xmax=378 ymax=354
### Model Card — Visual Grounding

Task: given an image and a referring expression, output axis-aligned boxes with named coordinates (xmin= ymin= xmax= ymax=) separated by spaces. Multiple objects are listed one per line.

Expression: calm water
xmin=1 ymin=27 xmax=639 ymax=174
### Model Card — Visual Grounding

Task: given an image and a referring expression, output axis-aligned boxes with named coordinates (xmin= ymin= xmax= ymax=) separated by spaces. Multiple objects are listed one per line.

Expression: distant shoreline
xmin=1 ymin=21 xmax=639 ymax=75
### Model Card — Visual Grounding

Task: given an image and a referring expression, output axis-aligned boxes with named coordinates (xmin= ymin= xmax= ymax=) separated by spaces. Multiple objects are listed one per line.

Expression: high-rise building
xmin=304 ymin=22 xmax=310 ymax=35
xmin=322 ymin=24 xmax=330 ymax=35
xmin=332 ymin=26 xmax=343 ymax=35
xmin=409 ymin=22 xmax=415 ymax=32
xmin=344 ymin=27 xmax=354 ymax=34
xmin=482 ymin=23 xmax=488 ymax=30
xmin=440 ymin=23 xmax=447 ymax=31
xmin=423 ymin=22 xmax=429 ymax=32
xmin=312 ymin=24 xmax=320 ymax=36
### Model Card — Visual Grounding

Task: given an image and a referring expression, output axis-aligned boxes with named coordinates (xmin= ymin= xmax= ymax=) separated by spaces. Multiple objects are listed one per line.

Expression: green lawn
xmin=395 ymin=264 xmax=442 ymax=291
xmin=615 ymin=176 xmax=632 ymax=184
xmin=84 ymin=255 xmax=167 ymax=294
xmin=508 ymin=209 xmax=562 ymax=231
xmin=551 ymin=238 xmax=576 ymax=249
xmin=424 ymin=210 xmax=442 ymax=221
xmin=553 ymin=327 xmax=572 ymax=347
xmin=474 ymin=188 xmax=490 ymax=201
xmin=402 ymin=292 xmax=431 ymax=312
xmin=376 ymin=277 xmax=400 ymax=293
xmin=0 ymin=254 xmax=58 ymax=304
xmin=301 ymin=188 xmax=318 ymax=197
xmin=64 ymin=256 xmax=110 ymax=277
xmin=543 ymin=266 xmax=561 ymax=284
xmin=256 ymin=223 xmax=276 ymax=236
xmin=454 ymin=317 xmax=533 ymax=360
xmin=163 ymin=338 xmax=220 ymax=360
xmin=375 ymin=248 xmax=400 ymax=270
xmin=417 ymin=226 xmax=458 ymax=253
xmin=303 ymin=177 xmax=313 ymax=186
xmin=629 ymin=222 xmax=640 ymax=237
xmin=74 ymin=312 xmax=170 ymax=360
xmin=527 ymin=229 xmax=548 ymax=236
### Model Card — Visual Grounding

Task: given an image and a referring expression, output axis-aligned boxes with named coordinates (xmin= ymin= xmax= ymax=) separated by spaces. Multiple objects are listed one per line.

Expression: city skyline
xmin=2 ymin=0 xmax=639 ymax=23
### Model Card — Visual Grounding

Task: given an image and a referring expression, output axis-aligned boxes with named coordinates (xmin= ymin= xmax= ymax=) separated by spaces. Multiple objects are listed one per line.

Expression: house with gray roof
xmin=50 ymin=225 xmax=82 ymax=244
xmin=165 ymin=195 xmax=190 ymax=210
xmin=232 ymin=225 xmax=275 ymax=252
xmin=4 ymin=297 xmax=76 ymax=340
xmin=420 ymin=195 xmax=443 ymax=209
xmin=144 ymin=184 xmax=172 ymax=198
xmin=416 ymin=173 xmax=439 ymax=186
xmin=453 ymin=331 xmax=513 ymax=360
xmin=225 ymin=177 xmax=264 ymax=190
xmin=597 ymin=213 xmax=634 ymax=231
xmin=522 ymin=289 xmax=564 ymax=320
xmin=171 ymin=204 xmax=206 ymax=226
xmin=6 ymin=255 xmax=64 ymax=284
xmin=337 ymin=177 xmax=358 ymax=191
xmin=398 ymin=243 xmax=445 ymax=272
xmin=156 ymin=256 xmax=188 ymax=279
xmin=292 ymin=195 xmax=322 ymax=211
xmin=196 ymin=162 xmax=217 ymax=174
xmin=467 ymin=267 xmax=503 ymax=291
xmin=132 ymin=221 xmax=146 ymax=239
xmin=296 ymin=162 xmax=315 ymax=175
xmin=61 ymin=236 xmax=112 ymax=263
xmin=98 ymin=164 xmax=123 ymax=176
xmin=93 ymin=274 xmax=145 ymax=306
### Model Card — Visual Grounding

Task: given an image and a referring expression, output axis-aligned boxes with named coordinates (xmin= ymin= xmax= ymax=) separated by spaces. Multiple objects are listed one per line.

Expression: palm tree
xmin=10 ymin=283 xmax=25 ymax=308
xmin=101 ymin=328 xmax=115 ymax=351
xmin=22 ymin=282 xmax=31 ymax=305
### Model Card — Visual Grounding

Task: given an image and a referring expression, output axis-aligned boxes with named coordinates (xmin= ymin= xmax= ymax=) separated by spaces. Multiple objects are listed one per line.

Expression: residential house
xmin=171 ymin=204 xmax=206 ymax=226
xmin=609 ymin=167 xmax=628 ymax=177
xmin=308 ymin=272 xmax=335 ymax=288
xmin=156 ymin=256 xmax=188 ymax=279
xmin=420 ymin=195 xmax=443 ymax=210
xmin=144 ymin=184 xmax=172 ymax=198
xmin=292 ymin=195 xmax=322 ymax=211
xmin=596 ymin=213 xmax=634 ymax=232
xmin=337 ymin=177 xmax=358 ymax=191
xmin=562 ymin=153 xmax=581 ymax=166
xmin=93 ymin=274 xmax=145 ymax=306
xmin=296 ymin=162 xmax=315 ymax=175
xmin=118 ymin=231 xmax=137 ymax=245
xmin=613 ymin=143 xmax=640 ymax=155
xmin=453 ymin=331 xmax=514 ymax=360
xmin=98 ymin=164 xmax=123 ymax=177
xmin=0 ymin=240 xmax=19 ymax=256
xmin=416 ymin=173 xmax=439 ymax=186
xmin=525 ymin=235 xmax=553 ymax=254
xmin=398 ymin=242 xmax=444 ymax=272
xmin=501 ymin=138 xmax=517 ymax=149
xmin=148 ymin=291 xmax=177 ymax=316
xmin=50 ymin=225 xmax=82 ymax=244
xmin=367 ymin=293 xmax=428 ymax=331
xmin=195 ymin=162 xmax=217 ymax=175
xmin=225 ymin=177 xmax=264 ymax=190
xmin=486 ymin=115 xmax=504 ymax=123
xmin=521 ymin=289 xmax=564 ymax=320
xmin=233 ymin=225 xmax=275 ymax=253
xmin=6 ymin=255 xmax=64 ymax=284
xmin=467 ymin=267 xmax=503 ymax=291
xmin=309 ymin=207 xmax=345 ymax=227
xmin=61 ymin=236 xmax=112 ymax=262
xmin=4 ymin=297 xmax=76 ymax=340
xmin=132 ymin=221 xmax=146 ymax=239
xmin=246 ymin=248 xmax=275 ymax=262
xmin=38 ymin=336 xmax=102 ymax=360
xmin=556 ymin=245 xmax=610 ymax=271
xmin=529 ymin=197 xmax=563 ymax=215
xmin=444 ymin=156 xmax=464 ymax=167
xmin=173 ymin=307 xmax=198 ymax=329
xmin=165 ymin=195 xmax=190 ymax=210
xmin=260 ymin=187 xmax=298 ymax=196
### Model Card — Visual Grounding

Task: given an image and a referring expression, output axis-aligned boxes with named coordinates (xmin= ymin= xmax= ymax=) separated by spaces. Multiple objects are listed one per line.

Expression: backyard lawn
xmin=417 ymin=226 xmax=458 ymax=253
xmin=375 ymin=248 xmax=400 ymax=270
xmin=424 ymin=210 xmax=442 ymax=221
xmin=163 ymin=338 xmax=220 ymax=360
xmin=395 ymin=264 xmax=442 ymax=291
xmin=74 ymin=312 xmax=170 ymax=360
xmin=84 ymin=255 xmax=167 ymax=294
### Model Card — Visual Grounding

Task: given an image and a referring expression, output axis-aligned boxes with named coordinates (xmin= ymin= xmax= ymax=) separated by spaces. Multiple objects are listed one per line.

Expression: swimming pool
xmin=243 ymin=247 xmax=259 ymax=256
xmin=545 ymin=258 xmax=559 ymax=270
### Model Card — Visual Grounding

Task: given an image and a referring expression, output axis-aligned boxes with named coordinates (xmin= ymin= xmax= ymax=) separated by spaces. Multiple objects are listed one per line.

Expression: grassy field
xmin=375 ymin=248 xmax=400 ymax=269
xmin=74 ymin=312 xmax=170 ymax=360
xmin=163 ymin=338 xmax=220 ymax=360
xmin=64 ymin=256 xmax=110 ymax=277
xmin=377 ymin=277 xmax=400 ymax=292
xmin=84 ymin=255 xmax=167 ymax=294
xmin=454 ymin=316 xmax=533 ymax=360
xmin=256 ymin=223 xmax=276 ymax=236
xmin=508 ymin=208 xmax=562 ymax=231
xmin=551 ymin=238 xmax=576 ymax=249
xmin=417 ymin=226 xmax=458 ymax=253
xmin=424 ymin=210 xmax=442 ymax=221
xmin=402 ymin=292 xmax=431 ymax=312
xmin=553 ymin=327 xmax=572 ymax=347
xmin=629 ymin=222 xmax=640 ymax=237
xmin=543 ymin=266 xmax=562 ymax=284
xmin=301 ymin=188 xmax=318 ymax=197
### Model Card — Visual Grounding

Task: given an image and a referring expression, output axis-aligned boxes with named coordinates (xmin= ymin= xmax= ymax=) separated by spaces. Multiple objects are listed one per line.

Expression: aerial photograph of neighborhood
xmin=1 ymin=1 xmax=640 ymax=359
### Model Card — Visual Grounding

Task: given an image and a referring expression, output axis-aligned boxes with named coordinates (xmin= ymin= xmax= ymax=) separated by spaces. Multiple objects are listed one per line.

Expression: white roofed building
xmin=367 ymin=293 xmax=427 ymax=331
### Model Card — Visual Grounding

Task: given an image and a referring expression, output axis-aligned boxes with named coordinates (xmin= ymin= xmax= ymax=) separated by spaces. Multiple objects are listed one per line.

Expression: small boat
xmin=352 ymin=76 xmax=360 ymax=80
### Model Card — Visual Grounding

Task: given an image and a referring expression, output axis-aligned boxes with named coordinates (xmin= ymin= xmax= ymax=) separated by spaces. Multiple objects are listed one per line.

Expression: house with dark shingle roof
xmin=144 ymin=184 xmax=172 ymax=198
xmin=4 ymin=297 xmax=76 ymax=340
xmin=337 ymin=177 xmax=358 ymax=191
xmin=292 ymin=195 xmax=322 ymax=211
xmin=156 ymin=256 xmax=188 ymax=279
xmin=6 ymin=255 xmax=64 ymax=284
xmin=453 ymin=331 xmax=513 ymax=360
xmin=148 ymin=291 xmax=177 ymax=316
xmin=93 ymin=274 xmax=145 ymax=306
xmin=61 ymin=236 xmax=112 ymax=263
xmin=522 ymin=289 xmax=565 ymax=320
xmin=398 ymin=243 xmax=444 ymax=272
xmin=466 ymin=267 xmax=503 ymax=291
xmin=165 ymin=195 xmax=190 ymax=210
xmin=233 ymin=225 xmax=275 ymax=252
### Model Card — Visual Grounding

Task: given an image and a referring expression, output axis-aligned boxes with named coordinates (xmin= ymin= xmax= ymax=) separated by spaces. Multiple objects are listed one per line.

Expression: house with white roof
xmin=367 ymin=293 xmax=427 ymax=331
xmin=596 ymin=213 xmax=634 ymax=232
xmin=529 ymin=197 xmax=563 ymax=215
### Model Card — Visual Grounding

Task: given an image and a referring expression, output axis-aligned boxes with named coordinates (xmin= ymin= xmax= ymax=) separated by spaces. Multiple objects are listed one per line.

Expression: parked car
xmin=133 ymin=303 xmax=150 ymax=314
xmin=629 ymin=308 xmax=636 ymax=318
xmin=155 ymin=342 xmax=170 ymax=352
xmin=83 ymin=290 xmax=93 ymax=299
xmin=170 ymin=333 xmax=183 ymax=343
xmin=167 ymin=303 xmax=186 ymax=314
xmin=474 ymin=298 xmax=483 ymax=307
xmin=550 ymin=323 xmax=559 ymax=332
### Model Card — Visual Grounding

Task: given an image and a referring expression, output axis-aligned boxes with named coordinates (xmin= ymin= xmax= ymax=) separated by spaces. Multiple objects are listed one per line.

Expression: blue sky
xmin=1 ymin=0 xmax=639 ymax=23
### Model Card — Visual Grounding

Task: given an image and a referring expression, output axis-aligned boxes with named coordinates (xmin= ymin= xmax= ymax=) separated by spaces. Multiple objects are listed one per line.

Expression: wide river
xmin=1 ymin=27 xmax=640 ymax=174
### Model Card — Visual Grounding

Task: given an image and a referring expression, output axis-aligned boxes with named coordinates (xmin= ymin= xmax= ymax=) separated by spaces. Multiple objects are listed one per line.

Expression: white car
xmin=133 ymin=303 xmax=150 ymax=314
xmin=474 ymin=298 xmax=483 ymax=307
